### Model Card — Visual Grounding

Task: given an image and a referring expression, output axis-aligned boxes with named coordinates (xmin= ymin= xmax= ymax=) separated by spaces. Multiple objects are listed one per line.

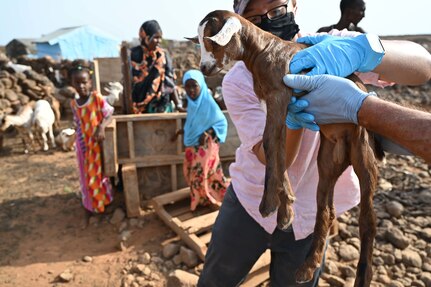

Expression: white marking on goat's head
xmin=195 ymin=10 xmax=243 ymax=76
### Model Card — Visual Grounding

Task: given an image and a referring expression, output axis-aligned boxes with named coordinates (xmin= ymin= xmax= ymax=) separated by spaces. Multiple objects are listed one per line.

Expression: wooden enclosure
xmin=103 ymin=111 xmax=240 ymax=217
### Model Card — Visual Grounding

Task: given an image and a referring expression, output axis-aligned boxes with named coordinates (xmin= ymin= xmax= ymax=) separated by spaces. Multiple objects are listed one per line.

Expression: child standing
xmin=69 ymin=62 xmax=114 ymax=224
xmin=180 ymin=70 xmax=230 ymax=210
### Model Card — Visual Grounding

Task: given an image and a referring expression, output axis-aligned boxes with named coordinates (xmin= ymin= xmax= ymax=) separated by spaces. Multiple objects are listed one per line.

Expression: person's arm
xmin=374 ymin=40 xmax=431 ymax=85
xmin=252 ymin=128 xmax=304 ymax=167
xmin=283 ymin=74 xmax=431 ymax=163
xmin=358 ymin=96 xmax=431 ymax=162
xmin=290 ymin=34 xmax=431 ymax=86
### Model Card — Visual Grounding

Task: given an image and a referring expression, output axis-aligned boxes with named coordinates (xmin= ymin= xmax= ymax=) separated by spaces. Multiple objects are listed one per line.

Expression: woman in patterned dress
xmin=69 ymin=62 xmax=114 ymax=226
xmin=178 ymin=70 xmax=230 ymax=210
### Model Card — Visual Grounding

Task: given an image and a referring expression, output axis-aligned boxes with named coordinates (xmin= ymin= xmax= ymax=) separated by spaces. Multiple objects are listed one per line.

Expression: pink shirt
xmin=223 ymin=61 xmax=360 ymax=240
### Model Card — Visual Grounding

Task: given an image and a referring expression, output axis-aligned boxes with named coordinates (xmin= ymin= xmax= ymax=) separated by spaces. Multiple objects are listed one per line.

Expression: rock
xmin=58 ymin=269 xmax=74 ymax=282
xmin=324 ymin=260 xmax=339 ymax=275
xmin=173 ymin=254 xmax=182 ymax=265
xmin=402 ymin=249 xmax=423 ymax=268
xmin=418 ymin=190 xmax=431 ymax=204
xmin=385 ymin=227 xmax=410 ymax=249
xmin=167 ymin=269 xmax=199 ymax=287
xmin=418 ymin=228 xmax=431 ymax=242
xmin=119 ymin=230 xmax=132 ymax=242
xmin=385 ymin=201 xmax=404 ymax=218
xmin=380 ymin=253 xmax=396 ymax=265
xmin=420 ymin=272 xmax=431 ymax=287
xmin=338 ymin=265 xmax=356 ymax=278
xmin=179 ymin=246 xmax=199 ymax=268
xmin=110 ymin=208 xmax=126 ymax=225
xmin=138 ymin=252 xmax=151 ymax=264
xmin=338 ymin=243 xmax=359 ymax=261
xmin=151 ymin=256 xmax=164 ymax=265
xmin=82 ymin=255 xmax=93 ymax=263
xmin=163 ymin=243 xmax=181 ymax=259
xmin=376 ymin=274 xmax=391 ymax=284
xmin=411 ymin=280 xmax=426 ymax=287
xmin=379 ymin=178 xmax=393 ymax=191
xmin=322 ymin=274 xmax=345 ymax=287
xmin=388 ymin=281 xmax=405 ymax=287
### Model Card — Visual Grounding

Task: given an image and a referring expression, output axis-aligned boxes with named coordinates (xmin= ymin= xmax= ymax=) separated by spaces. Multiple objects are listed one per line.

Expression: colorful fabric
xmin=71 ymin=91 xmax=114 ymax=213
xmin=182 ymin=70 xmax=228 ymax=146
xmin=131 ymin=45 xmax=169 ymax=113
xmin=183 ymin=136 xmax=230 ymax=211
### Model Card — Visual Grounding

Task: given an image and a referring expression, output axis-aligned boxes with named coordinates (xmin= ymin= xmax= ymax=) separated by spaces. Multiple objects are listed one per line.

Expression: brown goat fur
xmin=192 ymin=10 xmax=382 ymax=286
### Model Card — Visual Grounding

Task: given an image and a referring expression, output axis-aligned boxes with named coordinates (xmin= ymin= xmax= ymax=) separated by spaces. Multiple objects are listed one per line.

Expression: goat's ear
xmin=206 ymin=17 xmax=241 ymax=47
xmin=184 ymin=36 xmax=199 ymax=44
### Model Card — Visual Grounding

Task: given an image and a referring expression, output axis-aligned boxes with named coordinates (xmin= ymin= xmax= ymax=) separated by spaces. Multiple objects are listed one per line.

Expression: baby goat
xmin=1 ymin=103 xmax=35 ymax=153
xmin=32 ymin=99 xmax=56 ymax=151
xmin=190 ymin=10 xmax=381 ymax=286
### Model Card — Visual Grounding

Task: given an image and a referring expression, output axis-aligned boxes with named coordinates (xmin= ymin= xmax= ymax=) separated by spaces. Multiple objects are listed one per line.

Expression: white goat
xmin=103 ymin=81 xmax=123 ymax=106
xmin=1 ymin=104 xmax=35 ymax=153
xmin=55 ymin=128 xmax=76 ymax=151
xmin=32 ymin=99 xmax=56 ymax=151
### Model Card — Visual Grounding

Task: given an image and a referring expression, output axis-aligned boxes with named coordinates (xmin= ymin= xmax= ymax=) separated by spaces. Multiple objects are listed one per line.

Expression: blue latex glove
xmin=290 ymin=34 xmax=385 ymax=77
xmin=283 ymin=74 xmax=372 ymax=124
xmin=285 ymin=97 xmax=320 ymax=131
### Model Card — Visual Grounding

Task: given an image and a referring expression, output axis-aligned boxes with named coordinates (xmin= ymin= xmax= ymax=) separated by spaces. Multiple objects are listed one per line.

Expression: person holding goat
xmin=197 ymin=0 xmax=431 ymax=286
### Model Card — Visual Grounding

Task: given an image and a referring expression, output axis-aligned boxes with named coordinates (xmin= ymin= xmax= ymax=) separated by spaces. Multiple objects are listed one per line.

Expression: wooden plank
xmin=127 ymin=121 xmax=135 ymax=159
xmin=199 ymin=232 xmax=212 ymax=245
xmin=152 ymin=187 xmax=189 ymax=206
xmin=242 ymin=264 xmax=270 ymax=287
xmin=122 ymin=164 xmax=142 ymax=217
xmin=117 ymin=155 xmax=234 ymax=167
xmin=176 ymin=118 xmax=182 ymax=154
xmin=181 ymin=211 xmax=219 ymax=234
xmin=152 ymin=202 xmax=207 ymax=260
xmin=171 ymin=164 xmax=177 ymax=191
xmin=120 ymin=42 xmax=133 ymax=114
xmin=93 ymin=59 xmax=101 ymax=94
xmin=102 ymin=120 xmax=117 ymax=177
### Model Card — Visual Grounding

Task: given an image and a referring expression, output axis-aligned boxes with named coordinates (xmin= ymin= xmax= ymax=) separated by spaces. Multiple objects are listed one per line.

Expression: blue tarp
xmin=35 ymin=25 xmax=120 ymax=60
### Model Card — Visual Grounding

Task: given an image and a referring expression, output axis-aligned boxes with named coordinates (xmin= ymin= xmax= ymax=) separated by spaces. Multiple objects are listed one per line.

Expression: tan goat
xmin=189 ymin=10 xmax=382 ymax=286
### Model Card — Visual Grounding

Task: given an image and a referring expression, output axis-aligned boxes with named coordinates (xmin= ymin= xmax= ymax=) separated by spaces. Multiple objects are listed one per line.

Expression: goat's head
xmin=0 ymin=116 xmax=11 ymax=131
xmin=187 ymin=10 xmax=244 ymax=76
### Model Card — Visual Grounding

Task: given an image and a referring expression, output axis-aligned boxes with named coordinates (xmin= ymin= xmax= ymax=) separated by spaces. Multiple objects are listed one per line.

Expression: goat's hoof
xmin=259 ymin=196 xmax=279 ymax=218
xmin=295 ymin=266 xmax=315 ymax=284
xmin=277 ymin=206 xmax=294 ymax=230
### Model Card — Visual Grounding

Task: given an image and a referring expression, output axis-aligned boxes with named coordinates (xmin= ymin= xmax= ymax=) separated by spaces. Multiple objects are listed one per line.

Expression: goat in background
xmin=189 ymin=10 xmax=382 ymax=286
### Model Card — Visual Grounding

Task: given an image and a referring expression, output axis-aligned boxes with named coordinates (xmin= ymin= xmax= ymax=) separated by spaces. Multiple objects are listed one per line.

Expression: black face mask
xmin=257 ymin=12 xmax=299 ymax=41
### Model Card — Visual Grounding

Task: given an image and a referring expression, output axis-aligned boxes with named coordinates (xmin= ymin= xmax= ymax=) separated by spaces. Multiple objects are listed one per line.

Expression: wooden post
xmin=93 ymin=59 xmax=101 ymax=94
xmin=102 ymin=120 xmax=117 ymax=177
xmin=122 ymin=163 xmax=142 ymax=217
xmin=120 ymin=41 xmax=133 ymax=114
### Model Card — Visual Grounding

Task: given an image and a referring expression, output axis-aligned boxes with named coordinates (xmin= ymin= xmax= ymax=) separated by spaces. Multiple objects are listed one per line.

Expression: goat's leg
xmin=296 ymin=136 xmax=349 ymax=283
xmin=351 ymin=131 xmax=378 ymax=287
xmin=277 ymin=171 xmax=295 ymax=230
xmin=48 ymin=126 xmax=56 ymax=148
xmin=40 ymin=129 xmax=49 ymax=151
xmin=260 ymin=94 xmax=293 ymax=222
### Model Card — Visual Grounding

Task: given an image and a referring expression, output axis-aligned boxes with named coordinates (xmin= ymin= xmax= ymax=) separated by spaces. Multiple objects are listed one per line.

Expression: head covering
xmin=233 ymin=0 xmax=250 ymax=15
xmin=182 ymin=70 xmax=228 ymax=147
xmin=140 ymin=20 xmax=162 ymax=38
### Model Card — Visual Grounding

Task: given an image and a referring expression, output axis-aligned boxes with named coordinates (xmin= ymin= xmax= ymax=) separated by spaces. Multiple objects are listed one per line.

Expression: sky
xmin=1 ymin=0 xmax=430 ymax=45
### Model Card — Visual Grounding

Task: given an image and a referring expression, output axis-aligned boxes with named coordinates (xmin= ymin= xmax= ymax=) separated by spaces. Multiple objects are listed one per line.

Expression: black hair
xmin=340 ymin=0 xmax=363 ymax=12
xmin=68 ymin=59 xmax=93 ymax=80
xmin=140 ymin=20 xmax=162 ymax=38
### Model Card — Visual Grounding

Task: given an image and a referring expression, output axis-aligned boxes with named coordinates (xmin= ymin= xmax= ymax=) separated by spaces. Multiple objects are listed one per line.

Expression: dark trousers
xmin=198 ymin=185 xmax=326 ymax=287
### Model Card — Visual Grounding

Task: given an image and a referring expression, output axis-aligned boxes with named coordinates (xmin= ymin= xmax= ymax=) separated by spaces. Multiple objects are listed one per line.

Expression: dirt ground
xmin=0 ymin=128 xmax=173 ymax=287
